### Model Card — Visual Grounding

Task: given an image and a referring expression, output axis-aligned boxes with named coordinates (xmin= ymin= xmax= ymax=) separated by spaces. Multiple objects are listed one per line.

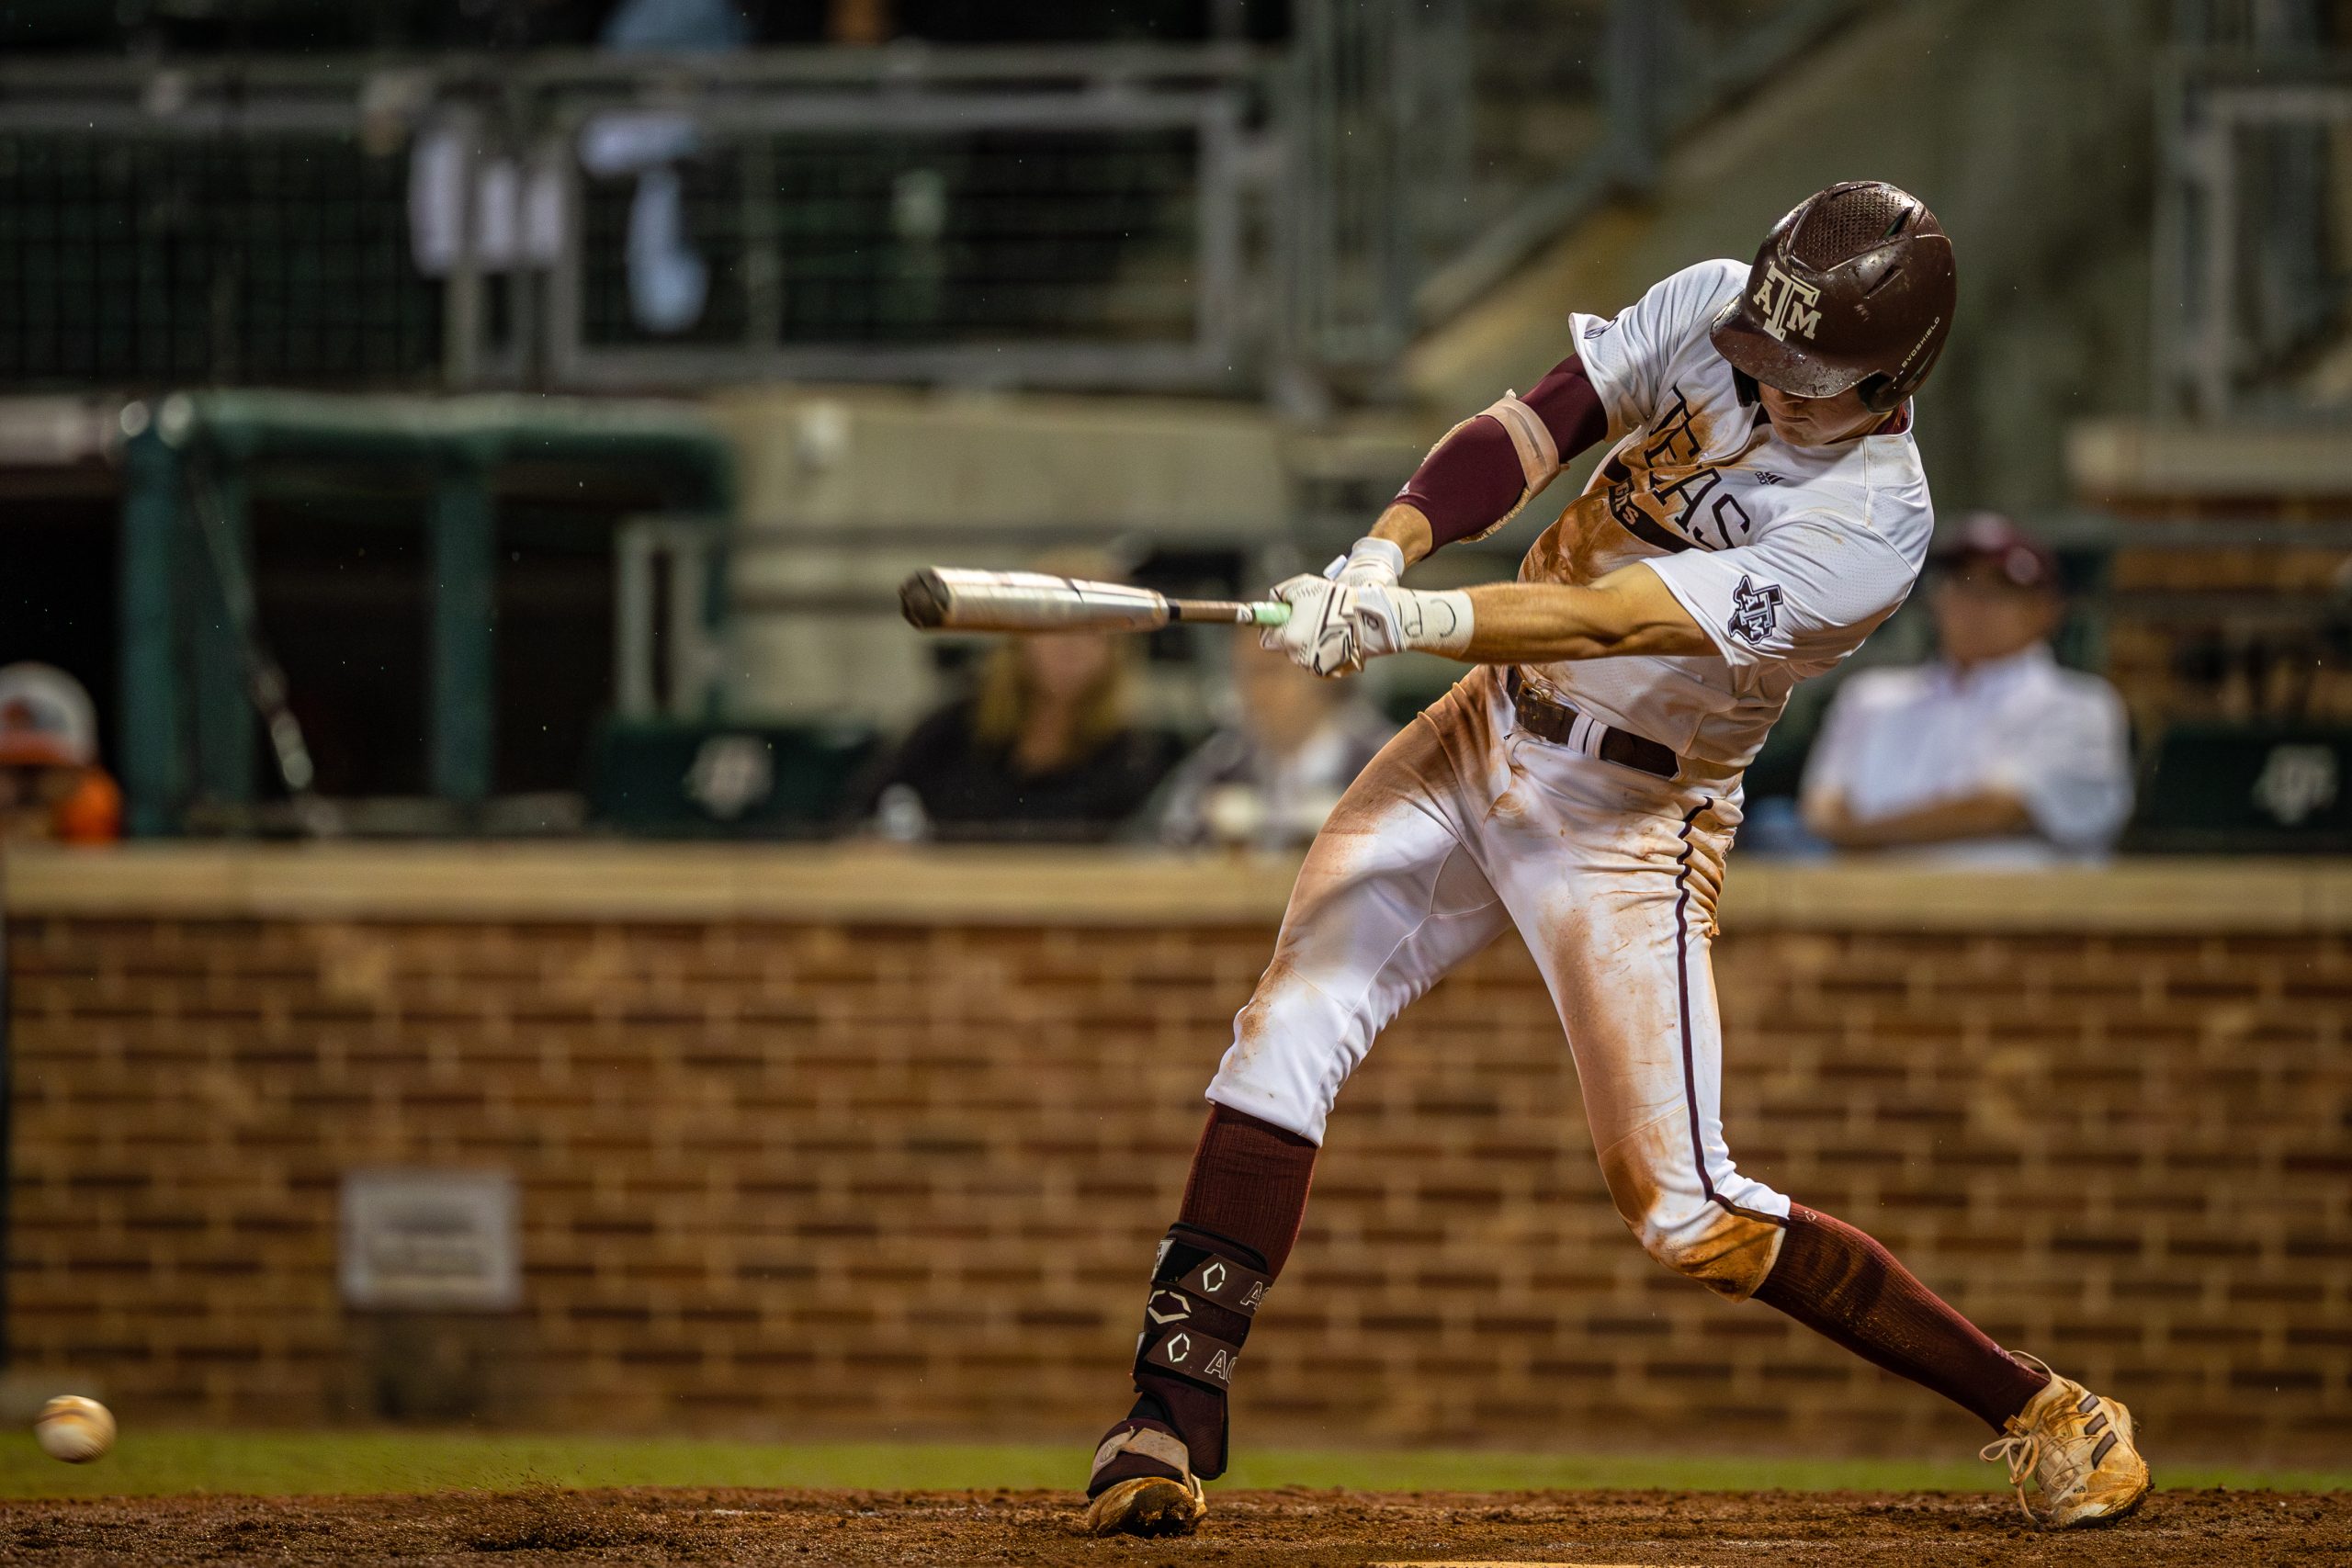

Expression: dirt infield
xmin=1 ymin=1485 xmax=2346 ymax=1566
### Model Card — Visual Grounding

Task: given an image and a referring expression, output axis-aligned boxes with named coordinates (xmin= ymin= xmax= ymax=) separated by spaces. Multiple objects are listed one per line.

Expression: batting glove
xmin=1353 ymin=583 xmax=1475 ymax=660
xmin=1264 ymin=577 xmax=1475 ymax=678
xmin=1322 ymin=536 xmax=1407 ymax=589
xmin=1264 ymin=574 xmax=1363 ymax=676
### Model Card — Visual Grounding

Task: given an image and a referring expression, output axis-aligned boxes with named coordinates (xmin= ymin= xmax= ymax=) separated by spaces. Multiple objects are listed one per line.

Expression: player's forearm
xmin=1454 ymin=573 xmax=1715 ymax=664
xmin=1367 ymin=503 xmax=1434 ymax=567
xmin=1808 ymin=788 xmax=2034 ymax=851
xmin=1266 ymin=545 xmax=1708 ymax=675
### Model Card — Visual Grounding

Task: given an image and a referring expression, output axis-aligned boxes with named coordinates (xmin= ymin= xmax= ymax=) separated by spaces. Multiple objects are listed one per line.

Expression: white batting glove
xmin=1352 ymin=584 xmax=1475 ymax=660
xmin=1264 ymin=574 xmax=1363 ymax=676
xmin=1321 ymin=536 xmax=1407 ymax=589
xmin=1263 ymin=577 xmax=1475 ymax=678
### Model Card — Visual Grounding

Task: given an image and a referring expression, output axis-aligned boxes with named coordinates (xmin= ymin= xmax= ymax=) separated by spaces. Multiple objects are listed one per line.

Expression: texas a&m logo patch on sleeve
xmin=1728 ymin=576 xmax=1783 ymax=644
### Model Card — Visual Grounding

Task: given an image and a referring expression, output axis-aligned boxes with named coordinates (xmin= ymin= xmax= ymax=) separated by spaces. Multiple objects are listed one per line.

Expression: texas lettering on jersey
xmin=1600 ymin=384 xmax=1763 ymax=555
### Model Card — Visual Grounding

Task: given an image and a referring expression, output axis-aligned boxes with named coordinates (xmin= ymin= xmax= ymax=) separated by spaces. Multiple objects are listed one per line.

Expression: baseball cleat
xmin=1979 ymin=1356 xmax=2151 ymax=1529
xmin=1083 ymin=1473 xmax=1207 ymax=1538
xmin=1084 ymin=1418 xmax=1207 ymax=1538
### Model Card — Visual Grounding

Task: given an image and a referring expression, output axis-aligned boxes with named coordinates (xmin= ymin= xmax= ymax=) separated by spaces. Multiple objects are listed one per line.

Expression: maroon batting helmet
xmin=1709 ymin=180 xmax=1956 ymax=412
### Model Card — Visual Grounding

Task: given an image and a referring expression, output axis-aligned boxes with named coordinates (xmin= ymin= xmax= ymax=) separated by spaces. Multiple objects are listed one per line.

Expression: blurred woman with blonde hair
xmin=858 ymin=551 xmax=1182 ymax=840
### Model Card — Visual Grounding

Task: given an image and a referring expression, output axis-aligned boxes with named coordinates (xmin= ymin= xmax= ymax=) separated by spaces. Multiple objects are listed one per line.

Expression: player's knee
xmin=1204 ymin=968 xmax=1353 ymax=1145
xmin=1625 ymin=1192 xmax=1782 ymax=1302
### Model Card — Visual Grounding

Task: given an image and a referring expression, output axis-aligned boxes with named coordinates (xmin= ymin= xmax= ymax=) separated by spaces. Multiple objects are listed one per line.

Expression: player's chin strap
xmin=1120 ymin=1223 xmax=1272 ymax=1481
xmin=1431 ymin=391 xmax=1563 ymax=545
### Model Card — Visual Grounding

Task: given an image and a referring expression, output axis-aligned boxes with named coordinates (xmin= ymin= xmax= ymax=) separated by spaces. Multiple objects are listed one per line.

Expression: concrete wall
xmin=705 ymin=389 xmax=1293 ymax=727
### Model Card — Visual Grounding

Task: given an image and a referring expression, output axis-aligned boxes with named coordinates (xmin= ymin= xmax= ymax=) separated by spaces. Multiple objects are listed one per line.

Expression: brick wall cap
xmin=5 ymin=844 xmax=2344 ymax=932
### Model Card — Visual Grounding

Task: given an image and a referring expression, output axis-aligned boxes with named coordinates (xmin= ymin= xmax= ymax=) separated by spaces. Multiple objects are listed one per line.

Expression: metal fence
xmin=543 ymin=70 xmax=1254 ymax=390
xmin=0 ymin=4 xmax=1867 ymax=398
xmin=0 ymin=49 xmax=1272 ymax=394
xmin=1395 ymin=0 xmax=1865 ymax=351
xmin=0 ymin=67 xmax=444 ymax=387
xmin=2155 ymin=49 xmax=2352 ymax=417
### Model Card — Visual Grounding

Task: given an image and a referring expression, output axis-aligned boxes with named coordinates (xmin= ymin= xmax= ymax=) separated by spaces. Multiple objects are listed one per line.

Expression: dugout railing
xmin=2155 ymin=45 xmax=2352 ymax=419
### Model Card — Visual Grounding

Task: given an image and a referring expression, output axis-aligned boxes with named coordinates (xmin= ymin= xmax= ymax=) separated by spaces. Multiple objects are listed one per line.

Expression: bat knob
xmin=898 ymin=569 xmax=950 ymax=629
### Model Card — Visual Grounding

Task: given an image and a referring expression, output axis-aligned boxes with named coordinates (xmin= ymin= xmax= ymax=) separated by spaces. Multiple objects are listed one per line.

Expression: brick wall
xmin=6 ymin=858 xmax=2349 ymax=1461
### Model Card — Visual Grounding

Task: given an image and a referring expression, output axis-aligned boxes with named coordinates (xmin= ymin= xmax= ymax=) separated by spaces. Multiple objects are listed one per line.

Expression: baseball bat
xmin=899 ymin=568 xmax=1292 ymax=633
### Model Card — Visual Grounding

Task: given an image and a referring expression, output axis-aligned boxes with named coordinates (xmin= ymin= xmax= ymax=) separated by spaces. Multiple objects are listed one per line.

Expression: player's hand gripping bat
xmin=899 ymin=567 xmax=1292 ymax=634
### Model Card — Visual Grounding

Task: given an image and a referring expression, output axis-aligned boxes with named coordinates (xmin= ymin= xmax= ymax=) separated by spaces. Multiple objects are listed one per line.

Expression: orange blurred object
xmin=52 ymin=769 xmax=122 ymax=843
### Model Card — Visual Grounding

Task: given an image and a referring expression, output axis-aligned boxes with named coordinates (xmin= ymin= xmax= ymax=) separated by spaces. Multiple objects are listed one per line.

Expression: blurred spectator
xmin=858 ymin=557 xmax=1181 ymax=841
xmin=575 ymin=0 xmax=751 ymax=333
xmin=826 ymin=0 xmax=892 ymax=42
xmin=602 ymin=0 xmax=750 ymax=48
xmin=0 ymin=664 xmax=121 ymax=845
xmin=1157 ymin=630 xmax=1394 ymax=851
xmin=1800 ymin=513 xmax=2131 ymax=865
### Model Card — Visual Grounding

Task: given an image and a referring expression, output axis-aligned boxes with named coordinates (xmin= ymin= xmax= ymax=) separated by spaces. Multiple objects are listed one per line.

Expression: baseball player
xmin=1083 ymin=182 xmax=2150 ymax=1537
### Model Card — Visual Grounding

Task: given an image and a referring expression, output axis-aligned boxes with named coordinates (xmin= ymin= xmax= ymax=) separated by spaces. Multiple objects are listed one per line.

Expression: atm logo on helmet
xmin=1753 ymin=262 xmax=1822 ymax=343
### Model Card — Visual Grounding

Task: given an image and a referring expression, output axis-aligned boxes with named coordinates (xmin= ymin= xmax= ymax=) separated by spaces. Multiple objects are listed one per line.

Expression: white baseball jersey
xmin=1518 ymin=258 xmax=1936 ymax=770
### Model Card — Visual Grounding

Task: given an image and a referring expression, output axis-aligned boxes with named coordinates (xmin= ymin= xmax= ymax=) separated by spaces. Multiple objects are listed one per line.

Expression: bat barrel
xmin=899 ymin=569 xmax=954 ymax=629
xmin=898 ymin=568 xmax=1171 ymax=632
xmin=899 ymin=567 xmax=1292 ymax=633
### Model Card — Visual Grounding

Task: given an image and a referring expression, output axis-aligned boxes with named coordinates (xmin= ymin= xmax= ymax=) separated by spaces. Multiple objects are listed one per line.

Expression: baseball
xmin=33 ymin=1395 xmax=115 ymax=1463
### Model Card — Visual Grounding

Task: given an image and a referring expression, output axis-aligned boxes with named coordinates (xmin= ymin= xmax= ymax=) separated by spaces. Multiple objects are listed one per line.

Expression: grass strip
xmin=0 ymin=1433 xmax=2339 ymax=1501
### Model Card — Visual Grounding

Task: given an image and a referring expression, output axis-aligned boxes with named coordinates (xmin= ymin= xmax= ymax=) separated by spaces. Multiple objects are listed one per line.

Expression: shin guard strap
xmin=1168 ymin=1254 xmax=1271 ymax=1317
xmin=1141 ymin=1325 xmax=1244 ymax=1389
xmin=1136 ymin=1224 xmax=1266 ymax=1393
xmin=1091 ymin=1422 xmax=1192 ymax=1487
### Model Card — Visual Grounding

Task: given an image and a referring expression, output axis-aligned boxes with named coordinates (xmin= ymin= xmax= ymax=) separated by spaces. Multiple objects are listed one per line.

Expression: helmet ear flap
xmin=1862 ymin=324 xmax=1951 ymax=413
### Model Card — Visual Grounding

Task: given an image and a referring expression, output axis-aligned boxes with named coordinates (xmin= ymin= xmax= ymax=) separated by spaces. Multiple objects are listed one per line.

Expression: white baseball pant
xmin=1205 ymin=666 xmax=1790 ymax=1298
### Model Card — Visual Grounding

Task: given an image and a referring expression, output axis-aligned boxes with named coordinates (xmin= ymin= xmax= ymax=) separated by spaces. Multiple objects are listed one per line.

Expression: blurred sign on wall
xmin=338 ymin=1170 xmax=522 ymax=1313
xmin=2132 ymin=726 xmax=2352 ymax=852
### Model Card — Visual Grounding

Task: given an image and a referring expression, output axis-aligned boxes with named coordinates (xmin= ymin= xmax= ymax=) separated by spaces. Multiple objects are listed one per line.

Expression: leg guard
xmin=1095 ymin=1222 xmax=1271 ymax=1490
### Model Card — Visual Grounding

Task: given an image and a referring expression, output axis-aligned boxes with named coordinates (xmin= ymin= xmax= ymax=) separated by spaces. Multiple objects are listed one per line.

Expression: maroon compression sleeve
xmin=1178 ymin=1105 xmax=1317 ymax=1276
xmin=1395 ymin=355 xmax=1609 ymax=547
xmin=1754 ymin=1203 xmax=2051 ymax=1430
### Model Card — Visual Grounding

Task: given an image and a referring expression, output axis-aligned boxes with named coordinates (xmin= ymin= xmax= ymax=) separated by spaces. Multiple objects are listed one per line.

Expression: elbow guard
xmin=1397 ymin=357 xmax=1603 ymax=548
xmin=1401 ymin=389 xmax=1571 ymax=545
xmin=1475 ymin=391 xmax=1566 ymax=538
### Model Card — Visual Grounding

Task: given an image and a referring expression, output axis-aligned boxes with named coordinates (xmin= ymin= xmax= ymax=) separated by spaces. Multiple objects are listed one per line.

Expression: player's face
xmin=1757 ymin=382 xmax=1882 ymax=446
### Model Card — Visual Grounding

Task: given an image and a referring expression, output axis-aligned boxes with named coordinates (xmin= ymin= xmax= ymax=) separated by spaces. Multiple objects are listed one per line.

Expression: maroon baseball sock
xmin=1176 ymin=1104 xmax=1318 ymax=1274
xmin=1753 ymin=1204 xmax=2049 ymax=1430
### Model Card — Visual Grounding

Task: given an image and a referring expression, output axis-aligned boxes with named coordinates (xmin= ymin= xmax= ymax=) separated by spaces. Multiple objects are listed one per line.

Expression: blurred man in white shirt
xmin=1801 ymin=513 xmax=2132 ymax=864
